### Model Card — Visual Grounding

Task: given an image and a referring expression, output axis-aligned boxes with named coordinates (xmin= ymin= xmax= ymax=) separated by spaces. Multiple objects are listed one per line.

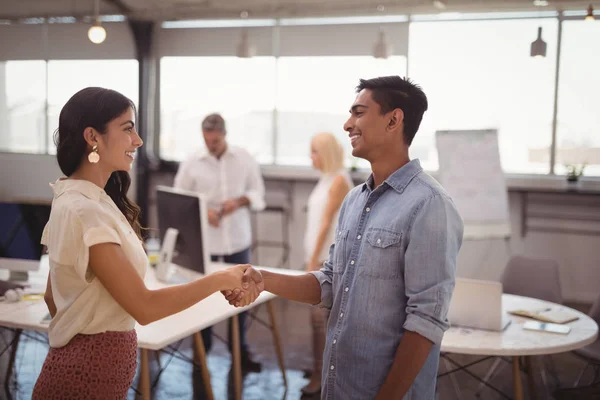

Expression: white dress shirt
xmin=41 ymin=179 xmax=147 ymax=348
xmin=173 ymin=145 xmax=266 ymax=256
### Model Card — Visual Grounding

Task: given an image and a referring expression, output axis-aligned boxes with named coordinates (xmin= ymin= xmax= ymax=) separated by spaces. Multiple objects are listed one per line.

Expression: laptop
xmin=447 ymin=278 xmax=511 ymax=331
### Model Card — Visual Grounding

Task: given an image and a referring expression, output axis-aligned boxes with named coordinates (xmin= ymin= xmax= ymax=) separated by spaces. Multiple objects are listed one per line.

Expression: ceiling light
xmin=585 ymin=4 xmax=595 ymax=21
xmin=530 ymin=26 xmax=547 ymax=58
xmin=88 ymin=22 xmax=106 ymax=44
xmin=88 ymin=0 xmax=105 ymax=44
xmin=433 ymin=0 xmax=447 ymax=9
xmin=533 ymin=0 xmax=549 ymax=6
xmin=373 ymin=30 xmax=392 ymax=59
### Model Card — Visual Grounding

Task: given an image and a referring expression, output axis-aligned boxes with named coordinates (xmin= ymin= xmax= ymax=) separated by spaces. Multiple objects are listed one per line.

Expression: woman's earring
xmin=88 ymin=145 xmax=100 ymax=164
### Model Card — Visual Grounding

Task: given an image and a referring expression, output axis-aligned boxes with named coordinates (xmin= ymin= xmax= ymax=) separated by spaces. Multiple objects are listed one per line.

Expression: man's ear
xmin=83 ymin=127 xmax=99 ymax=147
xmin=387 ymin=109 xmax=404 ymax=132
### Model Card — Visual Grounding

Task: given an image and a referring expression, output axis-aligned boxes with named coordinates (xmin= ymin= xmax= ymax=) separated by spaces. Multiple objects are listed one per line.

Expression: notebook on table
xmin=508 ymin=307 xmax=579 ymax=324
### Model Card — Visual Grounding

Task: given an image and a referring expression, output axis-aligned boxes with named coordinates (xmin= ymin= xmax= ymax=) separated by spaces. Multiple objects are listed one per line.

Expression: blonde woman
xmin=302 ymin=132 xmax=353 ymax=395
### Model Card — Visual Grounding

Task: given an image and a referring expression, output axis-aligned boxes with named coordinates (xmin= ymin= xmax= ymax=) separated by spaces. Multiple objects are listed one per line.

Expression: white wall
xmin=0 ymin=152 xmax=137 ymax=203
xmin=0 ymin=153 xmax=61 ymax=203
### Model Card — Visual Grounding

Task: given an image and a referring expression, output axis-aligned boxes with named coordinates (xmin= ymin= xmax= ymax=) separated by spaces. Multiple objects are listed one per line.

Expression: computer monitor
xmin=0 ymin=202 xmax=49 ymax=274
xmin=155 ymin=186 xmax=210 ymax=282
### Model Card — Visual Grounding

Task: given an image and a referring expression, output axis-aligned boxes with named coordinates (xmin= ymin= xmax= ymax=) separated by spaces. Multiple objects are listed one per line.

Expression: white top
xmin=174 ymin=145 xmax=266 ymax=256
xmin=304 ymin=169 xmax=353 ymax=263
xmin=441 ymin=294 xmax=599 ymax=356
xmin=41 ymin=179 xmax=148 ymax=348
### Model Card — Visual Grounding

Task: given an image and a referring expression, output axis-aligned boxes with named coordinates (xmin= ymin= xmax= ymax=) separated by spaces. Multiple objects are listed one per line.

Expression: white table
xmin=441 ymin=294 xmax=599 ymax=400
xmin=0 ymin=256 xmax=304 ymax=400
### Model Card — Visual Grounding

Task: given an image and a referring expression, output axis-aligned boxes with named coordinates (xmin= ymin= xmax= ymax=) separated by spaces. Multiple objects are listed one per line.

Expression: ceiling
xmin=0 ymin=0 xmax=596 ymax=21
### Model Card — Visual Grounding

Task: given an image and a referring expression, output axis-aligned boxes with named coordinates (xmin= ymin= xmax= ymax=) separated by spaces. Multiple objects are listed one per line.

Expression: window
xmin=275 ymin=56 xmax=407 ymax=167
xmin=409 ymin=18 xmax=558 ymax=173
xmin=160 ymin=56 xmax=276 ymax=163
xmin=0 ymin=61 xmax=46 ymax=153
xmin=555 ymin=20 xmax=600 ymax=176
xmin=47 ymin=60 xmax=139 ymax=153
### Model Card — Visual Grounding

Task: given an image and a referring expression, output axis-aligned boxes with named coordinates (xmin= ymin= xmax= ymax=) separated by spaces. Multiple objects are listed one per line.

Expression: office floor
xmin=0 ymin=299 xmax=597 ymax=400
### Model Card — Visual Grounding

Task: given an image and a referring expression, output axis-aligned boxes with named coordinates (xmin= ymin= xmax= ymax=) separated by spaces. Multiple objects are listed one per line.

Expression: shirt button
xmin=350 ymin=260 xmax=355 ymax=265
xmin=340 ymin=312 xmax=344 ymax=318
xmin=333 ymin=339 xmax=337 ymax=344
xmin=330 ymin=365 xmax=335 ymax=370
xmin=366 ymin=207 xmax=371 ymax=212
xmin=377 ymin=238 xmax=381 ymax=244
xmin=345 ymin=287 xmax=349 ymax=292
xmin=357 ymin=235 xmax=361 ymax=240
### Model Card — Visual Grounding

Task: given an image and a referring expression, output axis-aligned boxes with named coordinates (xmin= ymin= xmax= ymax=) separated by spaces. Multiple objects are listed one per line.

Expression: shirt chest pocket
xmin=360 ymin=228 xmax=403 ymax=279
xmin=332 ymin=229 xmax=349 ymax=274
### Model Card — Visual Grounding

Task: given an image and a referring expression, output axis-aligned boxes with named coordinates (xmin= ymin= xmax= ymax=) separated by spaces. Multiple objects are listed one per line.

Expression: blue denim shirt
xmin=311 ymin=159 xmax=464 ymax=400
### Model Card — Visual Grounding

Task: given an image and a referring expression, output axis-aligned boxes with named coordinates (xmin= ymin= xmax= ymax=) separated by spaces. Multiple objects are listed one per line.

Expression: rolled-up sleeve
xmin=309 ymin=243 xmax=335 ymax=309
xmin=403 ymin=194 xmax=464 ymax=345
xmin=75 ymin=208 xmax=122 ymax=283
xmin=244 ymin=157 xmax=266 ymax=212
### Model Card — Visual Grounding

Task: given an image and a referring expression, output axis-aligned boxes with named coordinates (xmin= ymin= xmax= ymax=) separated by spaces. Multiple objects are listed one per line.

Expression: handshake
xmin=220 ymin=264 xmax=264 ymax=307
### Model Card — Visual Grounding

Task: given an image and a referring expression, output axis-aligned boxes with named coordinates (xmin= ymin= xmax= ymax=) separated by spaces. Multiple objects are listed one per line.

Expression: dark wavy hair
xmin=54 ymin=87 xmax=143 ymax=240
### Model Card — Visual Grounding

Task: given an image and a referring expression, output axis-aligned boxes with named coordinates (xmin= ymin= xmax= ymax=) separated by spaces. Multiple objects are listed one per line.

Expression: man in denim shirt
xmin=224 ymin=76 xmax=464 ymax=399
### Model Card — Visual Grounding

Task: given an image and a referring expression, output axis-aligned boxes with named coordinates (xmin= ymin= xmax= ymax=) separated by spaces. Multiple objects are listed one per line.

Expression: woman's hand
xmin=218 ymin=264 xmax=250 ymax=292
xmin=222 ymin=266 xmax=264 ymax=307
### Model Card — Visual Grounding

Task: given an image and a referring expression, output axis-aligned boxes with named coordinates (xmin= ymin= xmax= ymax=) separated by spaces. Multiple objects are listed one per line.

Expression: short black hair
xmin=356 ymin=76 xmax=428 ymax=146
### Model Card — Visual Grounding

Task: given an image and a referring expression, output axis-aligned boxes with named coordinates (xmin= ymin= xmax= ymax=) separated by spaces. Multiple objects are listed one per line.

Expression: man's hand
xmin=222 ymin=266 xmax=264 ymax=307
xmin=207 ymin=208 xmax=221 ymax=227
xmin=221 ymin=198 xmax=241 ymax=216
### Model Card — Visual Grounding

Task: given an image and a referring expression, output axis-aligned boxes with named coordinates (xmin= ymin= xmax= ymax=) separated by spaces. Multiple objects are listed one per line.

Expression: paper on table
xmin=508 ymin=308 xmax=579 ymax=324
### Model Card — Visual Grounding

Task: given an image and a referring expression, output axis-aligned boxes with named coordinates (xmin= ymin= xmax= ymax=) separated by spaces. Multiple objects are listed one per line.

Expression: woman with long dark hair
xmin=32 ymin=87 xmax=257 ymax=399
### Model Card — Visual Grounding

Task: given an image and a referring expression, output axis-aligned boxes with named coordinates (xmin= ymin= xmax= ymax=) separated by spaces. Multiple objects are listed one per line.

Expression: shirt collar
xmin=197 ymin=145 xmax=233 ymax=161
xmin=361 ymin=159 xmax=423 ymax=193
xmin=50 ymin=178 xmax=105 ymax=202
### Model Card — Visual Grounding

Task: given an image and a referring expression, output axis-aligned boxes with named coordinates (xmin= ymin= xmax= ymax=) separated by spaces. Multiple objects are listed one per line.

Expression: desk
xmin=0 ymin=256 xmax=304 ymax=400
xmin=441 ymin=294 xmax=599 ymax=400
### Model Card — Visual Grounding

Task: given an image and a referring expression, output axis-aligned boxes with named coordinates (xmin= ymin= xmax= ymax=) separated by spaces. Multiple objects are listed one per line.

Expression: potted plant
xmin=565 ymin=163 xmax=587 ymax=182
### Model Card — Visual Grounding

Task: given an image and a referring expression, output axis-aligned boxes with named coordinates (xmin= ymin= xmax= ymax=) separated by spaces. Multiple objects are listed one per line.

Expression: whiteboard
xmin=435 ymin=130 xmax=511 ymax=239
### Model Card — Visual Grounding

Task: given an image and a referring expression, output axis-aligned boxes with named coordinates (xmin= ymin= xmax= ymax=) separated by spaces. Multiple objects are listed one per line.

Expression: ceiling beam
xmin=104 ymin=0 xmax=133 ymax=14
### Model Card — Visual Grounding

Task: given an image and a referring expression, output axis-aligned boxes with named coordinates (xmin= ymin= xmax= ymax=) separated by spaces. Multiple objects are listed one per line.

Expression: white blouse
xmin=304 ymin=170 xmax=354 ymax=263
xmin=41 ymin=178 xmax=147 ymax=348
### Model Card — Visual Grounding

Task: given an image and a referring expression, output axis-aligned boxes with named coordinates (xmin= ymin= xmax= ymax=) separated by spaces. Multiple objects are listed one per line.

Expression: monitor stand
xmin=155 ymin=227 xmax=193 ymax=285
xmin=156 ymin=227 xmax=178 ymax=282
